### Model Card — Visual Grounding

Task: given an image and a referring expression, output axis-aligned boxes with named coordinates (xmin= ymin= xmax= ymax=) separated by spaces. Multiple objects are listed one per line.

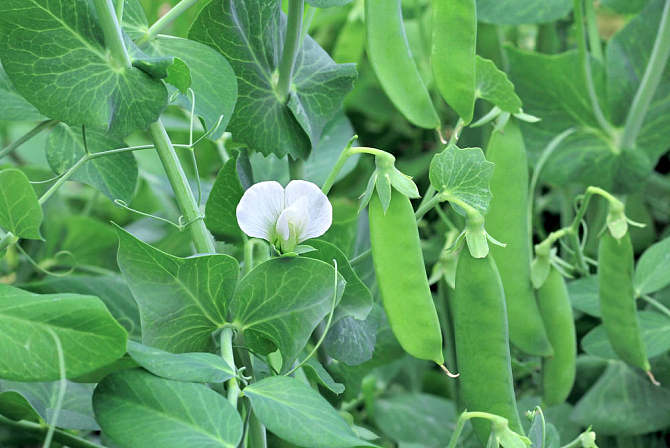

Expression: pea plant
xmin=1 ymin=0 xmax=670 ymax=446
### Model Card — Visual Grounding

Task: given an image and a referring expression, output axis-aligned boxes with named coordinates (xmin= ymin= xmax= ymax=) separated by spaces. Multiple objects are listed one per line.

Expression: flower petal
xmin=284 ymin=180 xmax=332 ymax=242
xmin=275 ymin=196 xmax=309 ymax=243
xmin=236 ymin=181 xmax=285 ymax=241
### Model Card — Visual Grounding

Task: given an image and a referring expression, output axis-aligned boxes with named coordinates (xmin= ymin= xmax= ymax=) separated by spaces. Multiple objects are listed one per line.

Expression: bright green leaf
xmin=0 ymin=284 xmax=127 ymax=381
xmin=475 ymin=56 xmax=522 ymax=113
xmin=0 ymin=64 xmax=44 ymax=121
xmin=634 ymin=236 xmax=670 ymax=295
xmin=0 ymin=168 xmax=43 ymax=239
xmin=94 ymin=369 xmax=242 ymax=448
xmin=205 ymin=153 xmax=244 ymax=241
xmin=302 ymin=357 xmax=345 ymax=395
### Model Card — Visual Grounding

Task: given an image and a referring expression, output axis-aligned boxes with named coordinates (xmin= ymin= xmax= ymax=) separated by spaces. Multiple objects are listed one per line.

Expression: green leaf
xmin=0 ymin=380 xmax=98 ymax=430
xmin=0 ymin=64 xmax=44 ymax=121
xmin=116 ymin=227 xmax=238 ymax=353
xmin=567 ymin=276 xmax=601 ymax=318
xmin=306 ymin=0 xmax=352 ymax=7
xmin=528 ymin=409 xmax=546 ymax=448
xmin=572 ymin=361 xmax=670 ymax=435
xmin=0 ymin=168 xmax=43 ymax=239
xmin=189 ymin=0 xmax=357 ymax=159
xmin=145 ymin=36 xmax=238 ymax=138
xmin=0 ymin=390 xmax=40 ymax=422
xmin=304 ymin=239 xmax=372 ymax=321
xmin=476 ymin=0 xmax=572 ymax=24
xmin=582 ymin=311 xmax=670 ymax=360
xmin=244 ymin=376 xmax=372 ymax=448
xmin=373 ymin=393 xmax=457 ymax=447
xmin=94 ymin=369 xmax=242 ymax=448
xmin=324 ymin=314 xmax=377 ymax=366
xmin=0 ymin=0 xmax=167 ymax=137
xmin=205 ymin=152 xmax=244 ymax=241
xmin=634 ymin=236 xmax=670 ymax=295
xmin=46 ymin=124 xmax=138 ymax=202
xmin=302 ymin=357 xmax=345 ymax=394
xmin=429 ymin=144 xmax=494 ymax=214
xmin=601 ymin=0 xmax=649 ymax=14
xmin=127 ymin=341 xmax=235 ymax=383
xmin=27 ymin=274 xmax=141 ymax=340
xmin=475 ymin=56 xmax=522 ymax=113
xmin=0 ymin=284 xmax=127 ymax=381
xmin=230 ymin=257 xmax=345 ymax=370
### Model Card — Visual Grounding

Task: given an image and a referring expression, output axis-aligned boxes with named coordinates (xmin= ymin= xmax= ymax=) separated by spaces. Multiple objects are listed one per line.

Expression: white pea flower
xmin=236 ymin=180 xmax=332 ymax=253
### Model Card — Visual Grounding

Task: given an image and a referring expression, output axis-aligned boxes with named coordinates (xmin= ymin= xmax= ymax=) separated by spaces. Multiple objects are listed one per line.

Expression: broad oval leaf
xmin=567 ymin=275 xmax=600 ymax=318
xmin=230 ymin=257 xmax=345 ymax=371
xmin=0 ymin=0 xmax=167 ymax=137
xmin=324 ymin=313 xmax=378 ymax=366
xmin=94 ymin=369 xmax=242 ymax=448
xmin=127 ymin=341 xmax=234 ymax=383
xmin=46 ymin=124 xmax=138 ymax=202
xmin=476 ymin=0 xmax=572 ymax=24
xmin=244 ymin=376 xmax=372 ymax=448
xmin=190 ymin=0 xmax=357 ymax=159
xmin=205 ymin=152 xmax=244 ymax=241
xmin=0 ymin=168 xmax=43 ymax=239
xmin=116 ymin=227 xmax=238 ymax=353
xmin=429 ymin=144 xmax=494 ymax=214
xmin=0 ymin=284 xmax=127 ymax=381
xmin=581 ymin=311 xmax=670 ymax=360
xmin=634 ymin=236 xmax=670 ymax=295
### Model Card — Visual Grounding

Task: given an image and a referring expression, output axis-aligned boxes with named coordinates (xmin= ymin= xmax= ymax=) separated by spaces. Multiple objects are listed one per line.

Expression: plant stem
xmin=277 ymin=0 xmax=304 ymax=102
xmin=446 ymin=411 xmax=507 ymax=448
xmin=92 ymin=0 xmax=131 ymax=69
xmin=288 ymin=157 xmax=305 ymax=180
xmin=242 ymin=236 xmax=254 ymax=276
xmin=573 ymin=0 xmax=615 ymax=138
xmin=621 ymin=0 xmax=670 ymax=149
xmin=639 ymin=294 xmax=670 ymax=318
xmin=321 ymin=147 xmax=354 ymax=194
xmin=38 ymin=156 xmax=89 ymax=205
xmin=220 ymin=328 xmax=240 ymax=407
xmin=114 ymin=0 xmax=124 ymax=22
xmin=584 ymin=0 xmax=603 ymax=62
xmin=0 ymin=120 xmax=58 ymax=161
xmin=149 ymin=120 xmax=215 ymax=254
xmin=0 ymin=416 xmax=105 ymax=448
xmin=138 ymin=0 xmax=201 ymax=45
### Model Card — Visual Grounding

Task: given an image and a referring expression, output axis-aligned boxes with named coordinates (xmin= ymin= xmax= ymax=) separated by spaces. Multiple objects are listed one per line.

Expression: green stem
xmin=448 ymin=118 xmax=465 ymax=147
xmin=0 ymin=416 xmax=105 ymax=448
xmin=38 ymin=156 xmax=89 ymax=205
xmin=321 ymin=147 xmax=353 ymax=195
xmin=415 ymin=194 xmax=442 ymax=221
xmin=584 ymin=0 xmax=603 ymax=62
xmin=138 ymin=0 xmax=201 ymax=45
xmin=288 ymin=157 xmax=305 ymax=180
xmin=639 ymin=294 xmax=670 ymax=318
xmin=149 ymin=121 xmax=215 ymax=254
xmin=620 ymin=0 xmax=670 ymax=149
xmin=0 ymin=120 xmax=59 ymax=161
xmin=114 ymin=0 xmax=124 ymax=22
xmin=277 ymin=0 xmax=304 ymax=102
xmin=573 ymin=0 xmax=615 ymax=138
xmin=446 ymin=411 xmax=508 ymax=448
xmin=242 ymin=236 xmax=254 ymax=276
xmin=220 ymin=328 xmax=240 ymax=407
xmin=92 ymin=0 xmax=131 ymax=69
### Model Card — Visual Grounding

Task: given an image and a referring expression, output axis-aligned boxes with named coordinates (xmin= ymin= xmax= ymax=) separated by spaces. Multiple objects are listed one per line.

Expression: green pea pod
xmin=452 ymin=249 xmax=523 ymax=444
xmin=431 ymin=0 xmax=476 ymax=123
xmin=365 ymin=0 xmax=440 ymax=129
xmin=485 ymin=120 xmax=553 ymax=356
xmin=537 ymin=266 xmax=576 ymax=405
xmin=368 ymin=190 xmax=444 ymax=364
xmin=598 ymin=232 xmax=651 ymax=372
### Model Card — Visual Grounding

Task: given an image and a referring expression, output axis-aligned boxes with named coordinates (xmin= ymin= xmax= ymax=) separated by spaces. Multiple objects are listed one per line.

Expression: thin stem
xmin=0 ymin=120 xmax=58 ymax=161
xmin=138 ymin=0 xmax=201 ymax=45
xmin=415 ymin=194 xmax=442 ymax=221
xmin=621 ymin=0 xmax=670 ymax=149
xmin=639 ymin=294 xmax=670 ymax=319
xmin=114 ymin=0 xmax=124 ymax=22
xmin=288 ymin=157 xmax=304 ymax=180
xmin=349 ymin=248 xmax=371 ymax=265
xmin=584 ymin=0 xmax=603 ymax=62
xmin=277 ymin=0 xmax=304 ymax=102
xmin=242 ymin=236 xmax=254 ymax=276
xmin=322 ymin=146 xmax=354 ymax=194
xmin=573 ymin=0 xmax=616 ymax=138
xmin=220 ymin=328 xmax=240 ymax=407
xmin=0 ymin=416 xmax=105 ymax=448
xmin=92 ymin=0 xmax=131 ymax=69
xmin=43 ymin=329 xmax=66 ymax=448
xmin=446 ymin=411 xmax=507 ymax=448
xmin=149 ymin=120 xmax=215 ymax=254
xmin=448 ymin=118 xmax=465 ymax=146
xmin=39 ymin=156 xmax=89 ymax=205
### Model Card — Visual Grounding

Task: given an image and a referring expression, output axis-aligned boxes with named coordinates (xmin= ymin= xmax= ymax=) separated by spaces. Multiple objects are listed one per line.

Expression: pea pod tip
xmin=438 ymin=363 xmax=459 ymax=378
xmin=646 ymin=370 xmax=661 ymax=386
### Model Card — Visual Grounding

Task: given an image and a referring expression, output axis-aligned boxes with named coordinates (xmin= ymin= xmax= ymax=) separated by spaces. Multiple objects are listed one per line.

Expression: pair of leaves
xmin=189 ymin=0 xmax=357 ymax=159
xmin=116 ymin=228 xmax=344 ymax=370
xmin=0 ymin=169 xmax=43 ymax=239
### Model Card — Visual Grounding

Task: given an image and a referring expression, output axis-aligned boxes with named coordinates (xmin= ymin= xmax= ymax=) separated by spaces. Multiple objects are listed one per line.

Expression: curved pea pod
xmin=537 ymin=266 xmax=576 ymax=405
xmin=452 ymin=249 xmax=523 ymax=444
xmin=368 ymin=189 xmax=444 ymax=364
xmin=485 ymin=120 xmax=553 ymax=356
xmin=598 ymin=232 xmax=651 ymax=373
xmin=365 ymin=0 xmax=440 ymax=129
xmin=431 ymin=0 xmax=477 ymax=123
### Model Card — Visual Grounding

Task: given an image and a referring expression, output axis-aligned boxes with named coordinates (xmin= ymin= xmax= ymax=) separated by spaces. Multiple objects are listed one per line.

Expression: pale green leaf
xmin=476 ymin=0 xmax=572 ymax=24
xmin=0 ymin=168 xmax=43 ymax=239
xmin=475 ymin=56 xmax=522 ymax=113
xmin=205 ymin=152 xmax=244 ymax=241
xmin=634 ymin=236 xmax=670 ymax=295
xmin=0 ymin=64 xmax=45 ymax=121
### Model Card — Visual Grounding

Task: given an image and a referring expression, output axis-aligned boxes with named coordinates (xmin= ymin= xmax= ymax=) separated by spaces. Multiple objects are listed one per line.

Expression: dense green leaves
xmin=46 ymin=124 xmax=138 ymax=202
xmin=0 ymin=284 xmax=127 ymax=381
xmin=634 ymin=236 xmax=670 ymax=295
xmin=94 ymin=369 xmax=242 ymax=448
xmin=116 ymin=227 xmax=238 ymax=353
xmin=476 ymin=0 xmax=572 ymax=24
xmin=0 ymin=169 xmax=43 ymax=239
xmin=127 ymin=341 xmax=235 ymax=383
xmin=190 ymin=0 xmax=356 ymax=159
xmin=244 ymin=376 xmax=372 ymax=448
xmin=429 ymin=145 xmax=494 ymax=214
xmin=0 ymin=0 xmax=167 ymax=137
